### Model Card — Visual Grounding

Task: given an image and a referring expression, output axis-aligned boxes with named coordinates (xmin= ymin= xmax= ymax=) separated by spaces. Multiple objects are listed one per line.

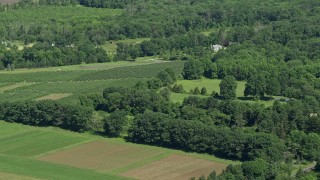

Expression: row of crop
xmin=0 ymin=62 xmax=184 ymax=83
xmin=0 ymin=6 xmax=121 ymax=26
xmin=0 ymin=71 xmax=93 ymax=82
xmin=74 ymin=61 xmax=185 ymax=81
xmin=0 ymin=89 xmax=47 ymax=103
xmin=0 ymin=82 xmax=14 ymax=88
xmin=17 ymin=79 xmax=139 ymax=94
xmin=0 ymin=79 xmax=140 ymax=104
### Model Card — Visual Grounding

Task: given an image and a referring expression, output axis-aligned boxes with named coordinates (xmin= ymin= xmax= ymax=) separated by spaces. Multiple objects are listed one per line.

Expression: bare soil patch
xmin=0 ymin=171 xmax=40 ymax=180
xmin=35 ymin=93 xmax=72 ymax=101
xmin=38 ymin=141 xmax=164 ymax=172
xmin=121 ymin=154 xmax=227 ymax=180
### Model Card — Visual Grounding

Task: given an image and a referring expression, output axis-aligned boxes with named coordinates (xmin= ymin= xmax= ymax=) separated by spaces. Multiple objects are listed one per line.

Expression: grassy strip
xmin=0 ymin=154 xmax=128 ymax=180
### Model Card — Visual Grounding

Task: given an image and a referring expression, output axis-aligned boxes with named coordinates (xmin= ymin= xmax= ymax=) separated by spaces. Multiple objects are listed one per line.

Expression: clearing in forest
xmin=39 ymin=140 xmax=165 ymax=172
xmin=121 ymin=154 xmax=227 ymax=180
xmin=174 ymin=78 xmax=246 ymax=97
xmin=35 ymin=93 xmax=73 ymax=101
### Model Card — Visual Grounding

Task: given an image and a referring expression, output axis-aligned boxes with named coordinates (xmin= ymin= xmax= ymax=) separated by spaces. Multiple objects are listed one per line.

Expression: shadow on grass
xmin=91 ymin=131 xmax=121 ymax=138
xmin=237 ymin=96 xmax=274 ymax=101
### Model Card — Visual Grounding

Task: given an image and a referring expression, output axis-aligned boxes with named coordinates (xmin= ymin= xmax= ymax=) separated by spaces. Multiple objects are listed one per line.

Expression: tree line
xmin=0 ymin=42 xmax=109 ymax=69
xmin=0 ymin=100 xmax=91 ymax=132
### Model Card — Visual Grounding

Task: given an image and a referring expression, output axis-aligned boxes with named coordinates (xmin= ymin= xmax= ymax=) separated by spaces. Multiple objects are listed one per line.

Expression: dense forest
xmin=1 ymin=0 xmax=320 ymax=179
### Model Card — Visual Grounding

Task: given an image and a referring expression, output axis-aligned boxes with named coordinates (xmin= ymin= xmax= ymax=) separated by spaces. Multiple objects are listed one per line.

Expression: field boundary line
xmin=172 ymin=151 xmax=241 ymax=165
xmin=33 ymin=139 xmax=95 ymax=159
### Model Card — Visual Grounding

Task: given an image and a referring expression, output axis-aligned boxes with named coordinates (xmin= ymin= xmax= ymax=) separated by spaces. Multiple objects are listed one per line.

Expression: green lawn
xmin=170 ymin=92 xmax=208 ymax=103
xmin=174 ymin=78 xmax=246 ymax=97
xmin=173 ymin=78 xmax=284 ymax=107
xmin=100 ymin=38 xmax=150 ymax=54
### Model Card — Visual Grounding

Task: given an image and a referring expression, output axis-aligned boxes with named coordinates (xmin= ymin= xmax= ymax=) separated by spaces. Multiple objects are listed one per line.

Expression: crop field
xmin=0 ymin=82 xmax=14 ymax=88
xmin=122 ymin=155 xmax=227 ymax=180
xmin=0 ymin=0 xmax=19 ymax=4
xmin=0 ymin=121 xmax=235 ymax=180
xmin=39 ymin=141 xmax=166 ymax=172
xmin=0 ymin=57 xmax=158 ymax=74
xmin=0 ymin=121 xmax=127 ymax=180
xmin=0 ymin=6 xmax=122 ymax=25
xmin=35 ymin=93 xmax=73 ymax=101
xmin=0 ymin=172 xmax=39 ymax=180
xmin=0 ymin=82 xmax=34 ymax=93
xmin=0 ymin=61 xmax=184 ymax=104
xmin=0 ymin=61 xmax=184 ymax=82
xmin=0 ymin=89 xmax=48 ymax=103
xmin=0 ymin=128 xmax=89 ymax=157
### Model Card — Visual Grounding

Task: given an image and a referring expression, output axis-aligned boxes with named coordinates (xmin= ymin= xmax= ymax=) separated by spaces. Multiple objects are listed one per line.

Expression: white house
xmin=211 ymin=44 xmax=224 ymax=52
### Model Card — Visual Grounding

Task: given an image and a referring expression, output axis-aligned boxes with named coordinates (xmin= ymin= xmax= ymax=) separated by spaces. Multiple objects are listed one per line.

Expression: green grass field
xmin=0 ymin=121 xmax=238 ymax=179
xmin=172 ymin=78 xmax=283 ymax=107
xmin=174 ymin=78 xmax=246 ymax=96
xmin=100 ymin=38 xmax=151 ymax=54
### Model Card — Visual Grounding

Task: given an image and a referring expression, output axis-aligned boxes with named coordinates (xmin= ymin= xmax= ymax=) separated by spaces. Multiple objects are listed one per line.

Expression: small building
xmin=211 ymin=44 xmax=224 ymax=52
xmin=309 ymin=113 xmax=318 ymax=118
xmin=1 ymin=41 xmax=7 ymax=46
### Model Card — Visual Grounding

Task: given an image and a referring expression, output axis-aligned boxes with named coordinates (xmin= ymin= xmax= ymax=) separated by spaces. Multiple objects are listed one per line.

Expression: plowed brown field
xmin=39 ymin=140 xmax=228 ymax=180
xmin=39 ymin=141 xmax=164 ymax=172
xmin=121 ymin=154 xmax=227 ymax=180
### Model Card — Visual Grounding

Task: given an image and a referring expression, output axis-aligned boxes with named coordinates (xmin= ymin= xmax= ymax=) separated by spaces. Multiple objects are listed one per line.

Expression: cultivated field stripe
xmin=121 ymin=154 xmax=228 ymax=180
xmin=110 ymin=151 xmax=172 ymax=174
xmin=0 ymin=171 xmax=42 ymax=180
xmin=0 ymin=154 xmax=128 ymax=180
xmin=38 ymin=140 xmax=167 ymax=172
xmin=0 ymin=129 xmax=90 ymax=157
xmin=35 ymin=93 xmax=73 ymax=101
xmin=34 ymin=139 xmax=95 ymax=159
xmin=0 ymin=82 xmax=35 ymax=93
